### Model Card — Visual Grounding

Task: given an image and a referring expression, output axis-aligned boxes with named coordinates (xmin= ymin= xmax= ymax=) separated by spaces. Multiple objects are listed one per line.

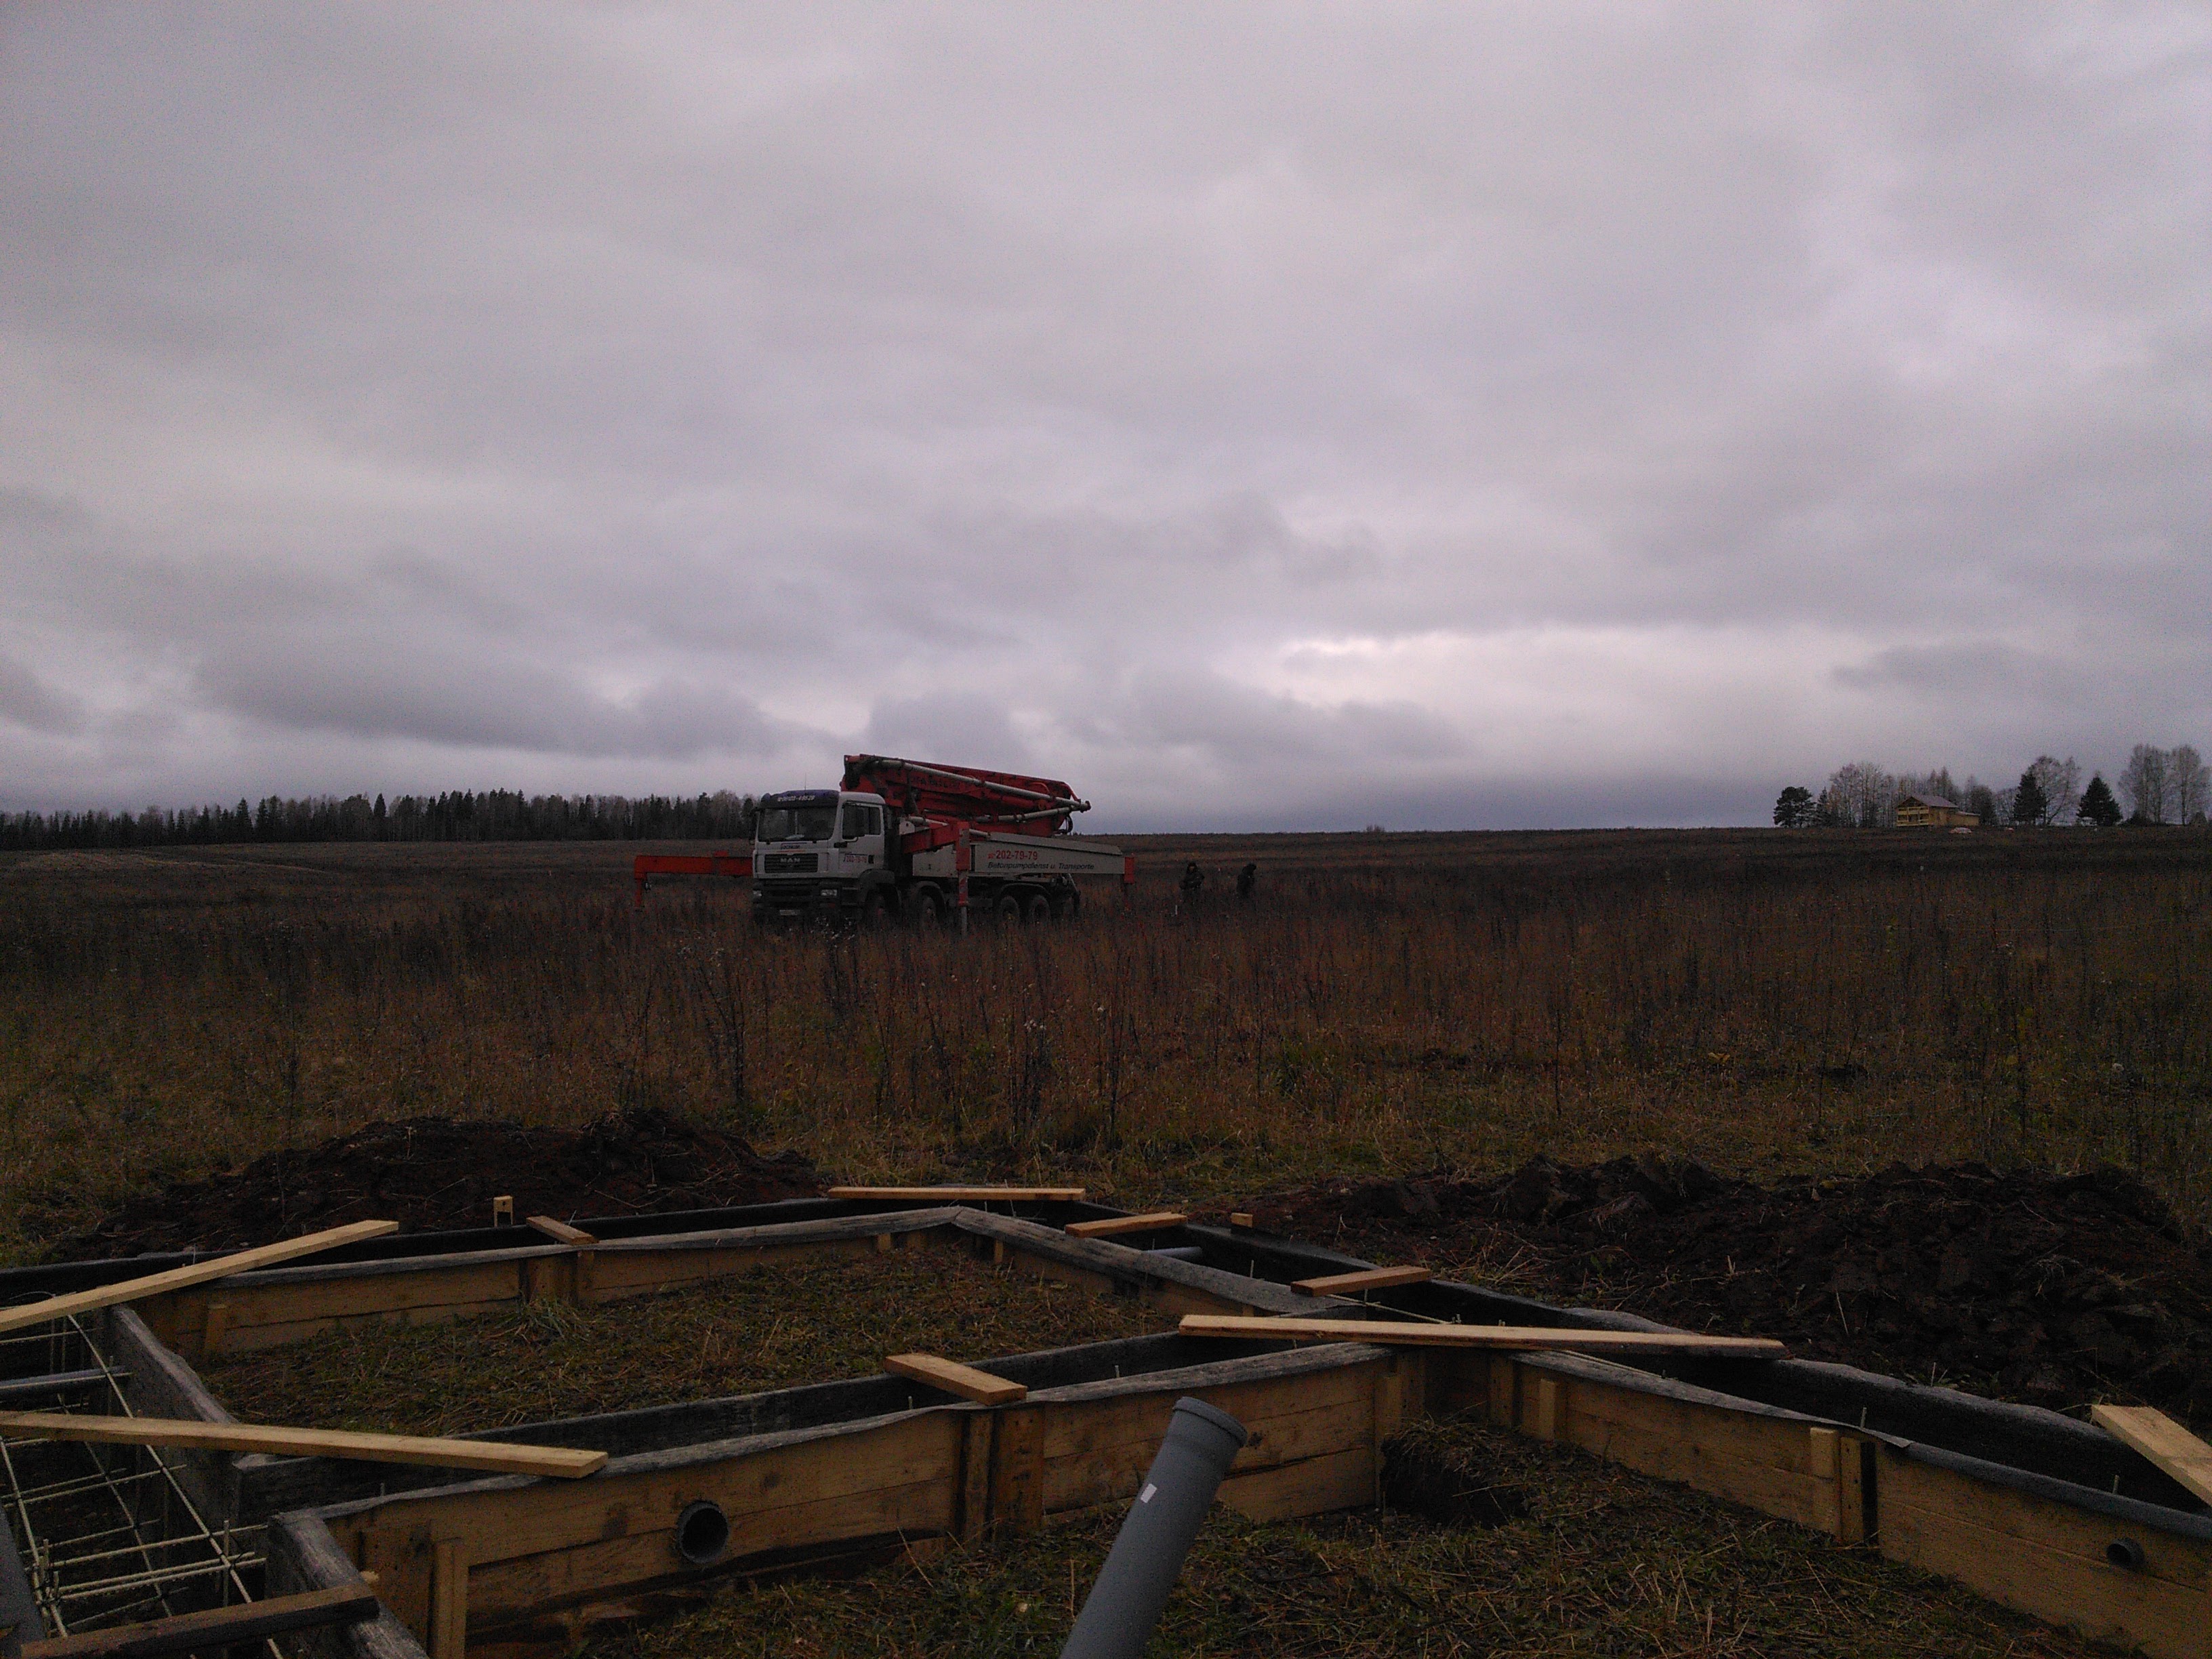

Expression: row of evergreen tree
xmin=0 ymin=790 xmax=760 ymax=852
xmin=1774 ymin=743 xmax=2209 ymax=830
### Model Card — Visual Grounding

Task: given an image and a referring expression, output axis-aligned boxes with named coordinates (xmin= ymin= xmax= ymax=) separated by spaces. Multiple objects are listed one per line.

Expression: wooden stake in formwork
xmin=0 ymin=1220 xmax=399 ymax=1338
xmin=884 ymin=1354 xmax=1029 ymax=1406
xmin=2091 ymin=1403 xmax=2212 ymax=1507
xmin=430 ymin=1540 xmax=467 ymax=1659
xmin=0 ymin=1412 xmax=607 ymax=1479
xmin=200 ymin=1300 xmax=234 ymax=1359
xmin=1528 ymin=1375 xmax=1561 ymax=1441
xmin=491 ymin=1195 xmax=514 ymax=1227
xmin=1065 ymin=1212 xmax=1188 ymax=1239
xmin=1180 ymin=1316 xmax=1787 ymax=1359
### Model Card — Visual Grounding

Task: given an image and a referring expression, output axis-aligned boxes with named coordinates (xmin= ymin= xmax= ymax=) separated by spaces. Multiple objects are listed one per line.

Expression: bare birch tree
xmin=2120 ymin=744 xmax=2171 ymax=823
xmin=2026 ymin=756 xmax=2081 ymax=826
xmin=2167 ymin=745 xmax=2207 ymax=823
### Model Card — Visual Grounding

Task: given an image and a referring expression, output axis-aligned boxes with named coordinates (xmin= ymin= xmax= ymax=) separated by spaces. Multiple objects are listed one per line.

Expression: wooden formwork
xmin=5 ymin=1198 xmax=2208 ymax=1659
xmin=306 ymin=1341 xmax=1401 ymax=1655
xmin=121 ymin=1209 xmax=1298 ymax=1371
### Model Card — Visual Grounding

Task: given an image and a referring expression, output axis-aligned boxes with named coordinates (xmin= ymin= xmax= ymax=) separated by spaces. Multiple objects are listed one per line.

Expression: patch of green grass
xmin=590 ymin=1419 xmax=2108 ymax=1658
xmin=201 ymin=1247 xmax=1165 ymax=1436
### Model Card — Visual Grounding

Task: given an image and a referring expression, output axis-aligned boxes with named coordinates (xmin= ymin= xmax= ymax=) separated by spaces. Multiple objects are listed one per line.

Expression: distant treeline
xmin=0 ymin=790 xmax=758 ymax=852
xmin=1775 ymin=743 xmax=2208 ymax=830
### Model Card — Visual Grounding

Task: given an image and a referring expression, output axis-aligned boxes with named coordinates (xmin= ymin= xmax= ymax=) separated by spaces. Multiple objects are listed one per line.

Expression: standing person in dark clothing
xmin=1176 ymin=859 xmax=1204 ymax=916
xmin=1236 ymin=861 xmax=1256 ymax=901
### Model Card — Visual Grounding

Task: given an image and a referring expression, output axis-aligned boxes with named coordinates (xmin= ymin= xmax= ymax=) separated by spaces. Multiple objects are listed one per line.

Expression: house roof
xmin=1899 ymin=794 xmax=1963 ymax=810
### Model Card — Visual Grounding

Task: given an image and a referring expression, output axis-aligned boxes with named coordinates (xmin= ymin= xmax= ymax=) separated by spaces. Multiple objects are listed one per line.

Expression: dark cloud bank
xmin=3 ymin=5 xmax=2205 ymax=829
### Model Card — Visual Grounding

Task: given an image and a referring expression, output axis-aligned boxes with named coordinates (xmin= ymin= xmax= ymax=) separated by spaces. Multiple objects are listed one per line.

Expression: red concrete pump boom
xmin=839 ymin=754 xmax=1088 ymax=836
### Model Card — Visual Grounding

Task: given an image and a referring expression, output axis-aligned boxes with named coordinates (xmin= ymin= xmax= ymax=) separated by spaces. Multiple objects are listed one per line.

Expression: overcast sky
xmin=3 ymin=4 xmax=2207 ymax=830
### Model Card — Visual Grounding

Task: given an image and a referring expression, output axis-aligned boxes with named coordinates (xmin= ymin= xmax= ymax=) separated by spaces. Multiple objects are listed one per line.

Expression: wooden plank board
xmin=1064 ymin=1212 xmax=1187 ymax=1239
xmin=2093 ymin=1404 xmax=2212 ymax=1509
xmin=1221 ymin=1445 xmax=1377 ymax=1523
xmin=1045 ymin=1393 xmax=1374 ymax=1515
xmin=827 ymin=1186 xmax=1086 ymax=1202
xmin=0 ymin=1412 xmax=606 ymax=1480
xmin=1040 ymin=1361 xmax=1376 ymax=1467
xmin=1878 ymin=1448 xmax=2209 ymax=1659
xmin=0 ymin=1220 xmax=398 ymax=1336
xmin=1180 ymin=1315 xmax=1786 ymax=1359
xmin=164 ymin=1260 xmax=530 ymax=1355
xmin=1561 ymin=1376 xmax=1829 ymax=1478
xmin=1557 ymin=1378 xmax=1839 ymax=1532
xmin=526 ymin=1216 xmax=597 ymax=1247
xmin=885 ymin=1353 xmax=1027 ymax=1406
xmin=1292 ymin=1265 xmax=1434 ymax=1297
xmin=17 ymin=1584 xmax=378 ymax=1658
xmin=363 ymin=1420 xmax=967 ymax=1636
xmin=175 ymin=1258 xmax=525 ymax=1328
xmin=464 ymin=1478 xmax=955 ymax=1631
xmin=343 ymin=1411 xmax=963 ymax=1576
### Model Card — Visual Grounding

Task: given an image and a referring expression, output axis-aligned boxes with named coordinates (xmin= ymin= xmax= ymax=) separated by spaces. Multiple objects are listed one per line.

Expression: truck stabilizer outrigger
xmin=632 ymin=754 xmax=1134 ymax=927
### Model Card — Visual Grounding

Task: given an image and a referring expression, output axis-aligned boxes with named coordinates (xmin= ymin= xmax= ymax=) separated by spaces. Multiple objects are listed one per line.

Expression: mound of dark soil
xmin=39 ymin=1108 xmax=823 ymax=1261
xmin=1225 ymin=1156 xmax=2212 ymax=1429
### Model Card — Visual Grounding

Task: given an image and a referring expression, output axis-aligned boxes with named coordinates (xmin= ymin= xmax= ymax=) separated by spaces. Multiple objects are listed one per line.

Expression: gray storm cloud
xmin=1 ymin=3 xmax=2205 ymax=827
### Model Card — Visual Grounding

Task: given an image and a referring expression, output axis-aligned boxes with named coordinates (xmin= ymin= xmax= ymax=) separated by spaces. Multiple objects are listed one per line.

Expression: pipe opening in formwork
xmin=676 ymin=1500 xmax=731 ymax=1566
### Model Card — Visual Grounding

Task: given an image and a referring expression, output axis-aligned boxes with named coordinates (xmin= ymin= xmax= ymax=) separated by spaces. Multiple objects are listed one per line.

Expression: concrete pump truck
xmin=632 ymin=755 xmax=1133 ymax=926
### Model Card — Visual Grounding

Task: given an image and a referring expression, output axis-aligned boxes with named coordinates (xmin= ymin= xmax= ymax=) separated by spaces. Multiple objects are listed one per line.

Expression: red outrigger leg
xmin=631 ymin=851 xmax=752 ymax=909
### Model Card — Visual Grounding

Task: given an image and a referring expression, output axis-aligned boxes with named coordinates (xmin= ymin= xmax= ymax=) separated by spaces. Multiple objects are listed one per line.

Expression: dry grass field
xmin=1 ymin=827 xmax=2208 ymax=1262
xmin=5 ymin=831 xmax=2207 ymax=1658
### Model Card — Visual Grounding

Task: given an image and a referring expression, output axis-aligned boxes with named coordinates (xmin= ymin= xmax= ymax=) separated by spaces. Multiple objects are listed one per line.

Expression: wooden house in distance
xmin=1896 ymin=793 xmax=1978 ymax=829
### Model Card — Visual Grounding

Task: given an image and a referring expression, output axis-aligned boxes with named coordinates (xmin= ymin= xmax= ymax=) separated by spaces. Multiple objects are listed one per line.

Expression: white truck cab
xmin=751 ymin=790 xmax=893 ymax=921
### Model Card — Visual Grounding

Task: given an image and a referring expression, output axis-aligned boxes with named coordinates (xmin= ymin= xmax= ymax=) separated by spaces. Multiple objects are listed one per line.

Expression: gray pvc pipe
xmin=1060 ymin=1396 xmax=1248 ymax=1659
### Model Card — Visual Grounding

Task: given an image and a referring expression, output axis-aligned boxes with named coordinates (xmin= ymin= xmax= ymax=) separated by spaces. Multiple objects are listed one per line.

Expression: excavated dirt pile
xmin=39 ymin=1107 xmax=823 ymax=1260
xmin=1229 ymin=1157 xmax=2212 ymax=1429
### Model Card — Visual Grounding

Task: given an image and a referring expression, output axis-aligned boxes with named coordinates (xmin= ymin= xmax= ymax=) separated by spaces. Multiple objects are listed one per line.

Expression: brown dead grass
xmin=2 ymin=830 xmax=2207 ymax=1269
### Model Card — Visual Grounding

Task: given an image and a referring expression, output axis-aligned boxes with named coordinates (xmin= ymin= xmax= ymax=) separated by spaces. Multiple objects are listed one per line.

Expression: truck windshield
xmin=756 ymin=804 xmax=837 ymax=843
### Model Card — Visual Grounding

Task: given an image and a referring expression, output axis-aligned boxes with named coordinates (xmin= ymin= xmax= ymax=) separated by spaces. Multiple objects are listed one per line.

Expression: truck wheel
xmin=1022 ymin=891 xmax=1052 ymax=925
xmin=910 ymin=887 xmax=943 ymax=928
xmin=862 ymin=890 xmax=890 ymax=928
xmin=996 ymin=892 xmax=1023 ymax=924
xmin=1049 ymin=887 xmax=1079 ymax=920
